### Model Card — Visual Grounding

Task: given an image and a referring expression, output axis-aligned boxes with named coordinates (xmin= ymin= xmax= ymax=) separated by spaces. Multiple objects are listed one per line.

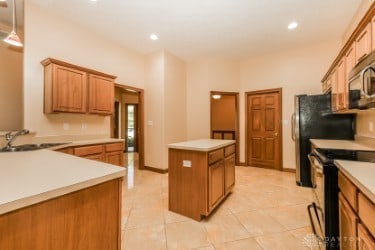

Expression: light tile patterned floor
xmin=121 ymin=153 xmax=321 ymax=250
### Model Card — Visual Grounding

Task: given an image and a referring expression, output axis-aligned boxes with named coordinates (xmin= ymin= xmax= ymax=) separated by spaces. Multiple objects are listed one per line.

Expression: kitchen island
xmin=168 ymin=139 xmax=235 ymax=221
xmin=0 ymin=149 xmax=125 ymax=250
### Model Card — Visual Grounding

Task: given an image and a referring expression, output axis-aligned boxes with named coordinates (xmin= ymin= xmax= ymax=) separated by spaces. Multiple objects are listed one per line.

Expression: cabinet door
xmin=224 ymin=154 xmax=235 ymax=193
xmin=345 ymin=43 xmax=356 ymax=80
xmin=339 ymin=193 xmax=358 ymax=250
xmin=83 ymin=153 xmax=104 ymax=162
xmin=106 ymin=151 xmax=124 ymax=167
xmin=52 ymin=65 xmax=87 ymax=113
xmin=358 ymin=222 xmax=375 ymax=250
xmin=330 ymin=68 xmax=339 ymax=111
xmin=356 ymin=23 xmax=372 ymax=64
xmin=88 ymin=74 xmax=114 ymax=115
xmin=208 ymin=160 xmax=225 ymax=210
xmin=337 ymin=58 xmax=347 ymax=110
xmin=372 ymin=16 xmax=375 ymax=52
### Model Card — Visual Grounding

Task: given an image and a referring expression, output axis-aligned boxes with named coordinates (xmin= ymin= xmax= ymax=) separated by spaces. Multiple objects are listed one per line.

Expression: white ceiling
xmin=3 ymin=0 xmax=363 ymax=60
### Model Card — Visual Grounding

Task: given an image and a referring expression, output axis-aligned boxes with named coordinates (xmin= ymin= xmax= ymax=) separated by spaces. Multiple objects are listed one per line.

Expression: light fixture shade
xmin=212 ymin=94 xmax=221 ymax=99
xmin=4 ymin=31 xmax=23 ymax=47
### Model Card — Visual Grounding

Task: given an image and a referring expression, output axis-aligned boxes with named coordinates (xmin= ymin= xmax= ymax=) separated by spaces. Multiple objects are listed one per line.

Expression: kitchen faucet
xmin=3 ymin=129 xmax=29 ymax=148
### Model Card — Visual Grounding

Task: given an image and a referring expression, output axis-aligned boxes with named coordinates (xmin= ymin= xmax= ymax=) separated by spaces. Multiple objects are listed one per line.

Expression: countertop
xmin=310 ymin=139 xmax=375 ymax=151
xmin=168 ymin=139 xmax=235 ymax=152
xmin=48 ymin=138 xmax=124 ymax=150
xmin=334 ymin=160 xmax=375 ymax=203
xmin=0 ymin=149 xmax=126 ymax=215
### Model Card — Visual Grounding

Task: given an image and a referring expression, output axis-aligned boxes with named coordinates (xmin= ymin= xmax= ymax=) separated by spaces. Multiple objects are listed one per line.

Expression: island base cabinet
xmin=0 ymin=179 xmax=122 ymax=250
xmin=208 ymin=160 xmax=225 ymax=210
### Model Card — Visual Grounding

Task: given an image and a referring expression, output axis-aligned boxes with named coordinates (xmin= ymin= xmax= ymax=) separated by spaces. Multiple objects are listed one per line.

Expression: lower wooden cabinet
xmin=339 ymin=192 xmax=358 ymax=250
xmin=208 ymin=160 xmax=225 ymax=210
xmin=168 ymin=142 xmax=236 ymax=221
xmin=56 ymin=142 xmax=124 ymax=167
xmin=358 ymin=222 xmax=375 ymax=250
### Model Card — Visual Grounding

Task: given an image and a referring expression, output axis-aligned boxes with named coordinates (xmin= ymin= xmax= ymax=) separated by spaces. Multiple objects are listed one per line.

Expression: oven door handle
xmin=307 ymin=203 xmax=324 ymax=242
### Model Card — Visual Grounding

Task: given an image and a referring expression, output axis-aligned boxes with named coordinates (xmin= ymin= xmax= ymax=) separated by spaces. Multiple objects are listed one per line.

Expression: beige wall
xmin=144 ymin=51 xmax=165 ymax=169
xmin=164 ymin=51 xmax=187 ymax=167
xmin=186 ymin=59 xmax=240 ymax=140
xmin=0 ymin=40 xmax=23 ymax=131
xmin=239 ymin=39 xmax=341 ymax=168
xmin=211 ymin=95 xmax=236 ymax=131
xmin=144 ymin=51 xmax=187 ymax=170
xmin=24 ymin=2 xmax=145 ymax=138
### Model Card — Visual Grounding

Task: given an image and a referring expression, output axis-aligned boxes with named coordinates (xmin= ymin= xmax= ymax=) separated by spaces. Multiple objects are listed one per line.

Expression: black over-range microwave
xmin=349 ymin=50 xmax=375 ymax=109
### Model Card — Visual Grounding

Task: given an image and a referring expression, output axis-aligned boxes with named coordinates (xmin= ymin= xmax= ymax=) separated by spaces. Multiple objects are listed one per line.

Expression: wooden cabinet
xmin=44 ymin=63 xmax=87 ymax=113
xmin=168 ymin=142 xmax=235 ymax=221
xmin=88 ymin=74 xmax=114 ymax=115
xmin=0 ymin=179 xmax=122 ymax=250
xmin=358 ymin=223 xmax=375 ymax=250
xmin=338 ymin=171 xmax=375 ymax=249
xmin=337 ymin=59 xmax=347 ymax=110
xmin=356 ymin=23 xmax=372 ymax=64
xmin=331 ymin=68 xmax=339 ymax=111
xmin=339 ymin=192 xmax=358 ymax=250
xmin=208 ymin=160 xmax=225 ymax=210
xmin=105 ymin=143 xmax=124 ymax=166
xmin=56 ymin=141 xmax=124 ymax=167
xmin=372 ymin=16 xmax=375 ymax=52
xmin=41 ymin=58 xmax=116 ymax=116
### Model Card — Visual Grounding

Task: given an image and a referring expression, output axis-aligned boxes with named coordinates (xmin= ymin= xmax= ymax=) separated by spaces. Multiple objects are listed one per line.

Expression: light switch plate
xmin=182 ymin=160 xmax=192 ymax=167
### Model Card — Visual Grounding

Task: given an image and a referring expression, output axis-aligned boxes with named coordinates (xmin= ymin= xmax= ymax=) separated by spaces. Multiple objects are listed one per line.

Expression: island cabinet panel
xmin=358 ymin=223 xmax=375 ymax=250
xmin=339 ymin=192 xmax=358 ymax=250
xmin=208 ymin=160 xmax=225 ymax=210
xmin=0 ymin=179 xmax=122 ymax=250
xmin=168 ymin=142 xmax=235 ymax=221
xmin=88 ymin=74 xmax=114 ymax=115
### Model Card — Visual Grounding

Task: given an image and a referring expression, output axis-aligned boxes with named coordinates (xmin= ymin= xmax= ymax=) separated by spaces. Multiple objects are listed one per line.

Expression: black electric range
xmin=308 ymin=148 xmax=375 ymax=249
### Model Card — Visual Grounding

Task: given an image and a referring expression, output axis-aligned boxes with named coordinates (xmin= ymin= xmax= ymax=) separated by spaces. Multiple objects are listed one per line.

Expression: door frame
xmin=114 ymin=84 xmax=145 ymax=169
xmin=245 ymin=88 xmax=283 ymax=170
xmin=210 ymin=91 xmax=240 ymax=165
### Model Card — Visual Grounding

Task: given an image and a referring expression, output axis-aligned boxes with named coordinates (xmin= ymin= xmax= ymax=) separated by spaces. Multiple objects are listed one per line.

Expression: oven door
xmin=308 ymin=153 xmax=325 ymax=241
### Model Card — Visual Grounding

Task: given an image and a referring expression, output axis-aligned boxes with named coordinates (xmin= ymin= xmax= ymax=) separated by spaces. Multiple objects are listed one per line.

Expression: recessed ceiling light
xmin=288 ymin=22 xmax=298 ymax=30
xmin=150 ymin=33 xmax=158 ymax=41
xmin=90 ymin=0 xmax=97 ymax=2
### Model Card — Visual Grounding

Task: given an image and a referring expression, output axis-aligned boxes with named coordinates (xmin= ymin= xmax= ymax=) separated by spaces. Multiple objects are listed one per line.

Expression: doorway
xmin=246 ymin=88 xmax=282 ymax=170
xmin=125 ymin=104 xmax=138 ymax=152
xmin=210 ymin=91 xmax=239 ymax=165
xmin=112 ymin=84 xmax=145 ymax=169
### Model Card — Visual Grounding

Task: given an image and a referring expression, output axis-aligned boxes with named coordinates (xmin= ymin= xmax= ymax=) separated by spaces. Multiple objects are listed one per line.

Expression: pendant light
xmin=4 ymin=0 xmax=23 ymax=47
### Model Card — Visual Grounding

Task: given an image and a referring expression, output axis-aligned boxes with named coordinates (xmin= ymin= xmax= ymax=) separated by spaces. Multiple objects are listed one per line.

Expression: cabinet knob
xmin=274 ymin=133 xmax=278 ymax=137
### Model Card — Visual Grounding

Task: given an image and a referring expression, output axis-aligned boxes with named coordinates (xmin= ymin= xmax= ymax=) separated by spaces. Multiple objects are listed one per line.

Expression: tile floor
xmin=121 ymin=153 xmax=321 ymax=250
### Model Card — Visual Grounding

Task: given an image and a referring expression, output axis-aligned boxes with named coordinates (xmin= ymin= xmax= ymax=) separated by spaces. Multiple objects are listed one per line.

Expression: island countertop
xmin=0 ymin=149 xmax=126 ymax=215
xmin=334 ymin=160 xmax=375 ymax=203
xmin=168 ymin=139 xmax=235 ymax=152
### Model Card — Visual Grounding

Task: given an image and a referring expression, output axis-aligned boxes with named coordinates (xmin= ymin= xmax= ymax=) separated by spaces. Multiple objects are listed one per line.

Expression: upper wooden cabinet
xmin=88 ymin=74 xmax=114 ymax=115
xmin=41 ymin=58 xmax=116 ymax=116
xmin=321 ymin=3 xmax=374 ymax=110
xmin=355 ymin=22 xmax=372 ymax=64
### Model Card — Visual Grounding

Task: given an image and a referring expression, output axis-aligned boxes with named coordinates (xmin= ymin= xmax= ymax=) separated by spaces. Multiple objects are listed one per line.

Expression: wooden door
xmin=106 ymin=151 xmax=124 ymax=166
xmin=345 ymin=43 xmax=356 ymax=80
xmin=52 ymin=65 xmax=87 ymax=113
xmin=372 ymin=16 xmax=375 ymax=52
xmin=246 ymin=88 xmax=282 ymax=170
xmin=88 ymin=74 xmax=114 ymax=115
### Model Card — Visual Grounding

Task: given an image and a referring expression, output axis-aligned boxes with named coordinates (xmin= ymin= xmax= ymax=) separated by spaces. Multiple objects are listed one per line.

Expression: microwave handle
xmin=362 ymin=65 xmax=375 ymax=97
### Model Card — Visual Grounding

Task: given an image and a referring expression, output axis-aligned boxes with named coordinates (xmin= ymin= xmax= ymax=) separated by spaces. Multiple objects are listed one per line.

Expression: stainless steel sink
xmin=0 ymin=143 xmax=69 ymax=152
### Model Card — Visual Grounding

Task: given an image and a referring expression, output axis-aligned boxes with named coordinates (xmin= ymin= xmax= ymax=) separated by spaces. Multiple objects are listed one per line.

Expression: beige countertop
xmin=310 ymin=139 xmax=375 ymax=151
xmin=334 ymin=160 xmax=375 ymax=203
xmin=48 ymin=138 xmax=124 ymax=150
xmin=168 ymin=139 xmax=235 ymax=152
xmin=0 ymin=149 xmax=126 ymax=215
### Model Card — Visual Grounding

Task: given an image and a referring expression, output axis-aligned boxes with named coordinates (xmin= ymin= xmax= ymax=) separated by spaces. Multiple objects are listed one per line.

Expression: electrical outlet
xmin=182 ymin=160 xmax=192 ymax=167
xmin=81 ymin=123 xmax=87 ymax=130
xmin=63 ymin=123 xmax=70 ymax=131
xmin=369 ymin=121 xmax=374 ymax=132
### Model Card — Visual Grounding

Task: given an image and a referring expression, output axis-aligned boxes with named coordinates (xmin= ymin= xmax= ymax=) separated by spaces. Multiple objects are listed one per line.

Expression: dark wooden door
xmin=246 ymin=88 xmax=282 ymax=170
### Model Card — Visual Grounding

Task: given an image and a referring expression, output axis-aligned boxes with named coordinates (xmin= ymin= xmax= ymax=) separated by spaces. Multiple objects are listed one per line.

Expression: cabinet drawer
xmin=105 ymin=142 xmax=123 ymax=152
xmin=74 ymin=144 xmax=103 ymax=156
xmin=338 ymin=171 xmax=358 ymax=211
xmin=208 ymin=149 xmax=224 ymax=165
xmin=358 ymin=192 xmax=375 ymax=237
xmin=225 ymin=144 xmax=235 ymax=157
